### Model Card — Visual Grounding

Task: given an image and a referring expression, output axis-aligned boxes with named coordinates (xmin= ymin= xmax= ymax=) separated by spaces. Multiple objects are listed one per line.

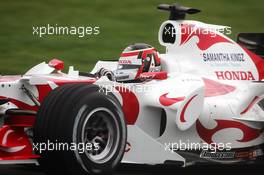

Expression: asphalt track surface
xmin=0 ymin=164 xmax=263 ymax=175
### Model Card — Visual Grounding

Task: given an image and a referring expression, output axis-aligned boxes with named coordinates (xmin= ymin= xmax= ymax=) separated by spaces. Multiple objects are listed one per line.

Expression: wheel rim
xmin=80 ymin=107 xmax=120 ymax=164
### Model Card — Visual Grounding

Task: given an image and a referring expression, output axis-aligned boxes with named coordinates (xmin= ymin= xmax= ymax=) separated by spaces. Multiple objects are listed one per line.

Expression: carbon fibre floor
xmin=0 ymin=164 xmax=262 ymax=175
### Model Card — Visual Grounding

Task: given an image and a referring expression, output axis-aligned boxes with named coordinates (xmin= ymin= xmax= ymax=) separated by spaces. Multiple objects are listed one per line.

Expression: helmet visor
xmin=117 ymin=64 xmax=141 ymax=70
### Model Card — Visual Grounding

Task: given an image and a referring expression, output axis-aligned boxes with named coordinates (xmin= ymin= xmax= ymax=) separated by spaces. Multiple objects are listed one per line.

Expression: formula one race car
xmin=0 ymin=2 xmax=264 ymax=175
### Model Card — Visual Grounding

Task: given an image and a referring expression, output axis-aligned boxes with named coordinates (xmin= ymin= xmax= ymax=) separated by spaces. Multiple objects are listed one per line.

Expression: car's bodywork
xmin=0 ymin=3 xmax=263 ymax=168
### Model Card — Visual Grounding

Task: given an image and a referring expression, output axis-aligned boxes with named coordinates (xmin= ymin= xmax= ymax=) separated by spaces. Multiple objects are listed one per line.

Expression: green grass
xmin=0 ymin=0 xmax=263 ymax=74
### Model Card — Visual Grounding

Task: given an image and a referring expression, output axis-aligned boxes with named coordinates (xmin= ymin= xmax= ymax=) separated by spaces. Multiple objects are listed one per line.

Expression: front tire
xmin=34 ymin=84 xmax=127 ymax=175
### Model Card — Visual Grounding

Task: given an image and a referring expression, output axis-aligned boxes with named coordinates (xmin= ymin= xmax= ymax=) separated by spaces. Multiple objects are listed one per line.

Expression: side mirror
xmin=48 ymin=59 xmax=64 ymax=71
xmin=139 ymin=71 xmax=168 ymax=80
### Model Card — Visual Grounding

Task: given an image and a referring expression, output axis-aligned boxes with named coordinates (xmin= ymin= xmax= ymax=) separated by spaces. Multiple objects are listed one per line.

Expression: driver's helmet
xmin=115 ymin=43 xmax=161 ymax=82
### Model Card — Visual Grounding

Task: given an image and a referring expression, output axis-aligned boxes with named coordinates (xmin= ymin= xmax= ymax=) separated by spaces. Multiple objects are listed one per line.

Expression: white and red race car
xmin=0 ymin=2 xmax=264 ymax=175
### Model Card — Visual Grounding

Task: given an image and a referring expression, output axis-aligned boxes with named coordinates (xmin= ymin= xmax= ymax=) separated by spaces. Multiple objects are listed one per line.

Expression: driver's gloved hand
xmin=95 ymin=68 xmax=115 ymax=81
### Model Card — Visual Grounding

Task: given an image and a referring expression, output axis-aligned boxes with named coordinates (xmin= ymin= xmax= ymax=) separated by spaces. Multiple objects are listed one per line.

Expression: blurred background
xmin=0 ymin=0 xmax=263 ymax=74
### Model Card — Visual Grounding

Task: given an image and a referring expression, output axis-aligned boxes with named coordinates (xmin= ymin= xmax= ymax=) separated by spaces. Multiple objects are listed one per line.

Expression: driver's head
xmin=115 ymin=43 xmax=161 ymax=82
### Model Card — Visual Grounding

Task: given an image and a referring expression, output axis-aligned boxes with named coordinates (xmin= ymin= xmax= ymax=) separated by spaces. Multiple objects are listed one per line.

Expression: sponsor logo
xmin=235 ymin=149 xmax=263 ymax=159
xmin=200 ymin=150 xmax=235 ymax=159
xmin=118 ymin=60 xmax=132 ymax=64
xmin=200 ymin=149 xmax=263 ymax=159
xmin=215 ymin=71 xmax=255 ymax=80
xmin=139 ymin=73 xmax=155 ymax=79
xmin=203 ymin=53 xmax=245 ymax=62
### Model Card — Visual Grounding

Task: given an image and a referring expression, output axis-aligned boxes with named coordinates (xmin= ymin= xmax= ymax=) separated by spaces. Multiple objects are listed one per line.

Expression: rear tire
xmin=34 ymin=84 xmax=127 ymax=175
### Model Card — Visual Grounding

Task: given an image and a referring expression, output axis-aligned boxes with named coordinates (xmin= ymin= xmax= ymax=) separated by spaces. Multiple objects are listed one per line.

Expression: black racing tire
xmin=33 ymin=84 xmax=127 ymax=175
